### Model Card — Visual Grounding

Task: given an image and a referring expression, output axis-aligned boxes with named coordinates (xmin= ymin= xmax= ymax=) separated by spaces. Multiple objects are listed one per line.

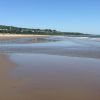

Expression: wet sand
xmin=0 ymin=54 xmax=16 ymax=100
xmin=0 ymin=53 xmax=100 ymax=100
xmin=0 ymin=36 xmax=100 ymax=100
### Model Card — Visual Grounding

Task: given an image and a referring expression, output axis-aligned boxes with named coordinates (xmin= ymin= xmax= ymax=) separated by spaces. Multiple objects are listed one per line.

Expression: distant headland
xmin=0 ymin=25 xmax=87 ymax=36
xmin=0 ymin=25 xmax=100 ymax=37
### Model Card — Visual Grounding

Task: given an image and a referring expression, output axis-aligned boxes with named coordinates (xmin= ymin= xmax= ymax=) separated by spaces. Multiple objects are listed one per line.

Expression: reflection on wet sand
xmin=0 ymin=37 xmax=51 ymax=44
xmin=0 ymin=36 xmax=100 ymax=100
xmin=8 ymin=54 xmax=100 ymax=100
xmin=0 ymin=37 xmax=100 ymax=58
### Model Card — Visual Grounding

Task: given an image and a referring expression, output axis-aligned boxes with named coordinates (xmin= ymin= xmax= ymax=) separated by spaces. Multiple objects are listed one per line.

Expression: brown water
xmin=8 ymin=53 xmax=100 ymax=100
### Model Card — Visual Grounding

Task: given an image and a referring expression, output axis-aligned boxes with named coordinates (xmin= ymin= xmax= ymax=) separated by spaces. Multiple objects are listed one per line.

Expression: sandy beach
xmin=0 ymin=34 xmax=49 ymax=40
xmin=0 ymin=36 xmax=100 ymax=100
xmin=0 ymin=0 xmax=100 ymax=99
xmin=0 ymin=54 xmax=16 ymax=100
xmin=0 ymin=53 xmax=100 ymax=100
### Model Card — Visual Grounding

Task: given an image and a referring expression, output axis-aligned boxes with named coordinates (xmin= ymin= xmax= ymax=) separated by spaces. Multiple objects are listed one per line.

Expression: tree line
xmin=0 ymin=25 xmax=86 ymax=35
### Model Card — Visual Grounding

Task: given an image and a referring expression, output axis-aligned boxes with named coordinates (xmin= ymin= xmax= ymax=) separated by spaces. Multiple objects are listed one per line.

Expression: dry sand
xmin=0 ymin=34 xmax=49 ymax=40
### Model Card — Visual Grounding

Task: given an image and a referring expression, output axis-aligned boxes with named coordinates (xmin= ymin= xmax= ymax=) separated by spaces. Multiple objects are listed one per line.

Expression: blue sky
xmin=0 ymin=0 xmax=100 ymax=34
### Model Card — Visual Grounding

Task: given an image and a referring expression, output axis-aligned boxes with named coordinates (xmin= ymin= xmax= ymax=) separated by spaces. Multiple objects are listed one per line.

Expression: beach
xmin=0 ymin=34 xmax=49 ymax=40
xmin=0 ymin=36 xmax=100 ymax=58
xmin=0 ymin=36 xmax=100 ymax=100
xmin=0 ymin=54 xmax=16 ymax=100
xmin=0 ymin=0 xmax=100 ymax=99
xmin=0 ymin=53 xmax=100 ymax=100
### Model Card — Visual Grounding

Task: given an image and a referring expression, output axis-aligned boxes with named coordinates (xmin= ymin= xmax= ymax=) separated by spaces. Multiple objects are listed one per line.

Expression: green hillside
xmin=0 ymin=25 xmax=86 ymax=36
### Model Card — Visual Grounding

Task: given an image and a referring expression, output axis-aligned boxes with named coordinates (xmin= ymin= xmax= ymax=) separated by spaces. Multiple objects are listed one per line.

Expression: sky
xmin=0 ymin=0 xmax=100 ymax=34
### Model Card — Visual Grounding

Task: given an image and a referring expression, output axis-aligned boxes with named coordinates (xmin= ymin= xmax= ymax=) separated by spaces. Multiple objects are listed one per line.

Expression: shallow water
xmin=8 ymin=53 xmax=100 ymax=100
xmin=0 ymin=36 xmax=100 ymax=53
xmin=0 ymin=37 xmax=49 ymax=44
xmin=0 ymin=37 xmax=79 ymax=47
xmin=0 ymin=37 xmax=80 ymax=54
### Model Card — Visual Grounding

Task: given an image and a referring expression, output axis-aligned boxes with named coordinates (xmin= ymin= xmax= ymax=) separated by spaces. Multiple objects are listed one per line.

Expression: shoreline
xmin=0 ymin=35 xmax=100 ymax=59
xmin=0 ymin=35 xmax=100 ymax=100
